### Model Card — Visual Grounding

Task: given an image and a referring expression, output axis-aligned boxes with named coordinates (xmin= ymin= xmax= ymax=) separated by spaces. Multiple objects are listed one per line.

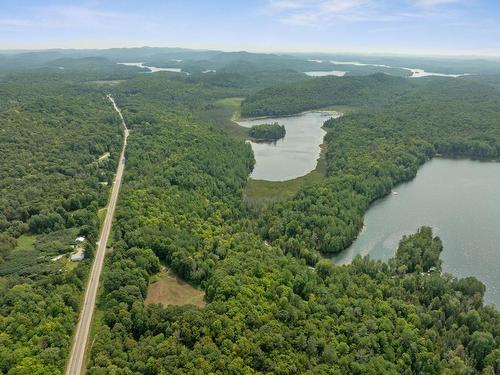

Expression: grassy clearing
xmin=318 ymin=105 xmax=357 ymax=114
xmin=61 ymin=256 xmax=78 ymax=272
xmin=216 ymin=97 xmax=245 ymax=108
xmin=145 ymin=268 xmax=206 ymax=308
xmin=1 ymin=230 xmax=80 ymax=276
xmin=14 ymin=234 xmax=37 ymax=251
xmin=198 ymin=97 xmax=248 ymax=139
xmin=220 ymin=97 xmax=244 ymax=121
xmin=98 ymin=152 xmax=110 ymax=161
xmin=98 ymin=208 xmax=107 ymax=228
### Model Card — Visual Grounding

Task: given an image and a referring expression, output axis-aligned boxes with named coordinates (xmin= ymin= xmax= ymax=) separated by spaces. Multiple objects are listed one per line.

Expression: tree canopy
xmin=248 ymin=122 xmax=286 ymax=141
xmin=0 ymin=56 xmax=498 ymax=375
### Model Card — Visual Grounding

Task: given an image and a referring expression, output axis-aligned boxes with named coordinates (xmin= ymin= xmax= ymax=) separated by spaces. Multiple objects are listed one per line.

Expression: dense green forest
xmin=0 ymin=74 xmax=122 ymax=373
xmin=87 ymin=72 xmax=498 ymax=374
xmin=0 ymin=76 xmax=123 ymax=267
xmin=241 ymin=73 xmax=415 ymax=117
xmin=0 ymin=52 xmax=498 ymax=374
xmin=249 ymin=123 xmax=286 ymax=141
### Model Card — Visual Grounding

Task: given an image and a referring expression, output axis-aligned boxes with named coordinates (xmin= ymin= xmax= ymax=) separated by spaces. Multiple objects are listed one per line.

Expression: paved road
xmin=65 ymin=95 xmax=129 ymax=375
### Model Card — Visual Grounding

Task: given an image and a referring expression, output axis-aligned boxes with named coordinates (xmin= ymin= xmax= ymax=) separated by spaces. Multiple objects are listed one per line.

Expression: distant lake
xmin=238 ymin=112 xmax=340 ymax=181
xmin=304 ymin=71 xmax=346 ymax=77
xmin=330 ymin=60 xmax=470 ymax=78
xmin=331 ymin=158 xmax=500 ymax=306
xmin=117 ymin=62 xmax=186 ymax=74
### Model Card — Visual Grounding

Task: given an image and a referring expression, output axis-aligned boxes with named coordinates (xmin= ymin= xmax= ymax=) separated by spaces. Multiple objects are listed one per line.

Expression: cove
xmin=331 ymin=158 xmax=500 ymax=306
xmin=238 ymin=112 xmax=341 ymax=181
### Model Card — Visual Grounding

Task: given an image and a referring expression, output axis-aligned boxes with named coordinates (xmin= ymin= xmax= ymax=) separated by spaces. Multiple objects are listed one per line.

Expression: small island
xmin=248 ymin=122 xmax=286 ymax=141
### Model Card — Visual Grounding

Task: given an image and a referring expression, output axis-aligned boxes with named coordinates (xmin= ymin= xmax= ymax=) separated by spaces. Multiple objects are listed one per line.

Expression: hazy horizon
xmin=2 ymin=45 xmax=500 ymax=60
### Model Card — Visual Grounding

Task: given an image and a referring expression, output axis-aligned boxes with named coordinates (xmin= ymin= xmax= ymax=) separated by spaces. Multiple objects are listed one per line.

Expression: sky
xmin=1 ymin=0 xmax=500 ymax=56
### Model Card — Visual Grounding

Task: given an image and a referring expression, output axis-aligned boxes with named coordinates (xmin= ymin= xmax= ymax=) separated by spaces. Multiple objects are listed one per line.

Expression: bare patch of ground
xmin=98 ymin=152 xmax=110 ymax=161
xmin=145 ymin=271 xmax=206 ymax=308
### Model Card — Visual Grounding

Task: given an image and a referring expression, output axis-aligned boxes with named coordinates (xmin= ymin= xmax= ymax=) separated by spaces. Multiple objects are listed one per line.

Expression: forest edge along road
xmin=65 ymin=95 xmax=128 ymax=375
xmin=65 ymin=95 xmax=128 ymax=374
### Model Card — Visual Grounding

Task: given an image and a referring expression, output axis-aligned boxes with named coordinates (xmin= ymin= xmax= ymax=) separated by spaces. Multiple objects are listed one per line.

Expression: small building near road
xmin=71 ymin=236 xmax=86 ymax=261
xmin=70 ymin=250 xmax=85 ymax=262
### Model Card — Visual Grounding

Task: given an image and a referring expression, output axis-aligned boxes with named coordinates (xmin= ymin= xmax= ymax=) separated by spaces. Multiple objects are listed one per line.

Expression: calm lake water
xmin=304 ymin=71 xmax=346 ymax=77
xmin=330 ymin=60 xmax=470 ymax=78
xmin=117 ymin=62 xmax=186 ymax=74
xmin=331 ymin=158 xmax=500 ymax=306
xmin=238 ymin=112 xmax=340 ymax=181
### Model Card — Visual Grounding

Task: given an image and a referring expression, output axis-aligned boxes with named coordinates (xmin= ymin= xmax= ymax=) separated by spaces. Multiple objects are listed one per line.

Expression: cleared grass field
xmin=14 ymin=234 xmax=37 ymax=251
xmin=145 ymin=270 xmax=206 ymax=308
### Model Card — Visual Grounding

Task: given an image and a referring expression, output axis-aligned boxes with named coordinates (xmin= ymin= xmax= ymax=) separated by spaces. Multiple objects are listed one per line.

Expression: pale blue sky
xmin=1 ymin=0 xmax=500 ymax=56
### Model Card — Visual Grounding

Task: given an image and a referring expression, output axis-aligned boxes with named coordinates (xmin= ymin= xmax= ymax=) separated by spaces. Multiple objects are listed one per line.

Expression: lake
xmin=117 ymin=62 xmax=186 ymax=74
xmin=304 ymin=71 xmax=346 ymax=77
xmin=238 ymin=112 xmax=341 ymax=181
xmin=330 ymin=60 xmax=470 ymax=78
xmin=331 ymin=158 xmax=500 ymax=306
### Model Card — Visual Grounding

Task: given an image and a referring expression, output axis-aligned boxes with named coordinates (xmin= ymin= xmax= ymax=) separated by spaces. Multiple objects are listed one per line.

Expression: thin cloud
xmin=0 ymin=19 xmax=39 ymax=28
xmin=266 ymin=0 xmax=374 ymax=25
xmin=265 ymin=0 xmax=467 ymax=26
xmin=41 ymin=5 xmax=125 ymax=20
xmin=269 ymin=0 xmax=307 ymax=10
xmin=413 ymin=0 xmax=462 ymax=6
xmin=0 ymin=4 xmax=130 ymax=30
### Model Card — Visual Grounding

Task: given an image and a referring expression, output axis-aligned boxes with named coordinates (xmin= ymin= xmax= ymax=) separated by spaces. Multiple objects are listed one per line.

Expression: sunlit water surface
xmin=238 ymin=111 xmax=341 ymax=181
xmin=331 ymin=158 xmax=500 ymax=306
